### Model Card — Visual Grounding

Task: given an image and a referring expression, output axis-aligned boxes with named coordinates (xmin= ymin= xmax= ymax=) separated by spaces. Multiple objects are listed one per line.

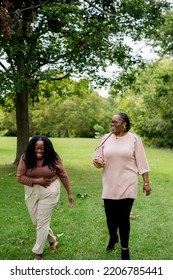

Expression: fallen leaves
xmin=15 ymin=201 xmax=22 ymax=205
xmin=130 ymin=213 xmax=141 ymax=220
xmin=19 ymin=240 xmax=25 ymax=245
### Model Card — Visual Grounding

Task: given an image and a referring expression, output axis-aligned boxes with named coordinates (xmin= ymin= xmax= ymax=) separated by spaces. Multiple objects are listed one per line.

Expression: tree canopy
xmin=0 ymin=0 xmax=171 ymax=162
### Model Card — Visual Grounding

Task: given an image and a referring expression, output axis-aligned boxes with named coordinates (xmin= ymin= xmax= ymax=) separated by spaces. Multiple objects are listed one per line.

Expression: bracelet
xmin=143 ymin=182 xmax=149 ymax=185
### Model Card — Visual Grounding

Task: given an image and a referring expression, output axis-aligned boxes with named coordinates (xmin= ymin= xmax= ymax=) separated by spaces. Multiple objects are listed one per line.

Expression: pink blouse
xmin=93 ymin=132 xmax=150 ymax=199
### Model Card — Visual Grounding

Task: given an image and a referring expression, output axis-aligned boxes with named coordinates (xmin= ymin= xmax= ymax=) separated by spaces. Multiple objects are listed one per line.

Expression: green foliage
xmin=29 ymin=91 xmax=114 ymax=137
xmin=150 ymin=10 xmax=173 ymax=56
xmin=0 ymin=0 xmax=170 ymax=105
xmin=110 ymin=59 xmax=173 ymax=148
xmin=38 ymin=77 xmax=91 ymax=101
xmin=0 ymin=0 xmax=171 ymax=162
xmin=0 ymin=109 xmax=16 ymax=136
xmin=93 ymin=124 xmax=105 ymax=137
xmin=8 ymin=77 xmax=114 ymax=137
xmin=0 ymin=137 xmax=173 ymax=260
xmin=1 ymin=85 xmax=115 ymax=138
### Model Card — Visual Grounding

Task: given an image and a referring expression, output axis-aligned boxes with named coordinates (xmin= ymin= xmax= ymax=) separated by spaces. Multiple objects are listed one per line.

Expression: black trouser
xmin=104 ymin=198 xmax=134 ymax=248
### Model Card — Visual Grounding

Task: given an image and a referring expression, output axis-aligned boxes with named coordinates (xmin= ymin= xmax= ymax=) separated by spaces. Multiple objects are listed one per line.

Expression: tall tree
xmin=0 ymin=0 xmax=170 ymax=163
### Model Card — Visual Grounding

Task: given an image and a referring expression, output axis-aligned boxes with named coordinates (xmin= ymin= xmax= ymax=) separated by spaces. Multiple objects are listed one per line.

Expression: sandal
xmin=34 ymin=254 xmax=43 ymax=260
xmin=50 ymin=241 xmax=58 ymax=252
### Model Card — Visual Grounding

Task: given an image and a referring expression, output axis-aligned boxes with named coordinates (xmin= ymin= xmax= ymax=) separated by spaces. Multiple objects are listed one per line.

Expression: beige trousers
xmin=24 ymin=178 xmax=60 ymax=254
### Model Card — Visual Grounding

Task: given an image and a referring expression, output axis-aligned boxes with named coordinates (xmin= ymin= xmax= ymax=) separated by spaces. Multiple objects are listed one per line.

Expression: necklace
xmin=114 ymin=132 xmax=127 ymax=139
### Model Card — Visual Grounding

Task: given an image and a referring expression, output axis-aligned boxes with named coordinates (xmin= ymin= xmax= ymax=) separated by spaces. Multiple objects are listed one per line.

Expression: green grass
xmin=0 ymin=137 xmax=173 ymax=260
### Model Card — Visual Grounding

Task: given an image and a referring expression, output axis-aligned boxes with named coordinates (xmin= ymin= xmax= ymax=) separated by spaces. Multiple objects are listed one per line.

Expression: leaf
xmin=19 ymin=240 xmax=25 ymax=245
xmin=76 ymin=193 xmax=88 ymax=199
xmin=57 ymin=233 xmax=64 ymax=237
xmin=130 ymin=214 xmax=140 ymax=220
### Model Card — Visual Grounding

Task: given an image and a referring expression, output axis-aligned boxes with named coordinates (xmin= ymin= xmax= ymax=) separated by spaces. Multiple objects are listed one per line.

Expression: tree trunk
xmin=14 ymin=90 xmax=29 ymax=165
xmin=13 ymin=48 xmax=30 ymax=165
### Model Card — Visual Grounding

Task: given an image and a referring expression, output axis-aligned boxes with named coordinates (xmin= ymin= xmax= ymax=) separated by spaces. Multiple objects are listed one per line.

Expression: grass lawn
xmin=0 ymin=137 xmax=173 ymax=260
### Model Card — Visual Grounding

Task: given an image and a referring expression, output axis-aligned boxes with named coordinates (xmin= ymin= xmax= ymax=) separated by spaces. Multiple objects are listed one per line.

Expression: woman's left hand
xmin=143 ymin=184 xmax=151 ymax=196
xmin=68 ymin=194 xmax=74 ymax=207
xmin=93 ymin=158 xmax=104 ymax=168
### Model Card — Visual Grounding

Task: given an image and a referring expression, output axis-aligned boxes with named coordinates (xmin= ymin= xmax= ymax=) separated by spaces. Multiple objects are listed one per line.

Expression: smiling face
xmin=35 ymin=140 xmax=45 ymax=159
xmin=111 ymin=114 xmax=126 ymax=136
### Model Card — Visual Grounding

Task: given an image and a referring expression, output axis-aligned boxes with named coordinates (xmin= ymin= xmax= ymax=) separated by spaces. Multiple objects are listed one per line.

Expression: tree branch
xmin=0 ymin=60 xmax=7 ymax=71
xmin=51 ymin=75 xmax=69 ymax=81
xmin=8 ymin=1 xmax=49 ymax=14
xmin=84 ymin=0 xmax=116 ymax=17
